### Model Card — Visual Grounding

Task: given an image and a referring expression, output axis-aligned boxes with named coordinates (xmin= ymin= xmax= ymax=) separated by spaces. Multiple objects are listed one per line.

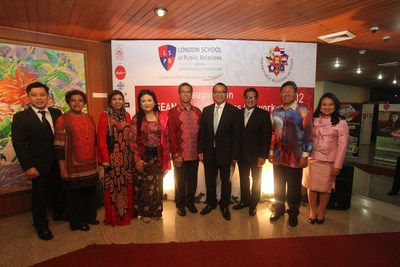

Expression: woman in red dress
xmin=97 ymin=90 xmax=133 ymax=226
xmin=54 ymin=90 xmax=99 ymax=231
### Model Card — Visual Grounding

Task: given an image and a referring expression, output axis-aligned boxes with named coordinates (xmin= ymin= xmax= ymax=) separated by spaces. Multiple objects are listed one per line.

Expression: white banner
xmin=111 ymin=40 xmax=316 ymax=114
xmin=111 ymin=39 xmax=317 ymax=200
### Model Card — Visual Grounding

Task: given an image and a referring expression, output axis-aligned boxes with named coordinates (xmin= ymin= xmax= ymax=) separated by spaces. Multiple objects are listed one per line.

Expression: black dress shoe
xmin=200 ymin=204 xmax=217 ymax=215
xmin=71 ymin=225 xmax=90 ymax=231
xmin=89 ymin=219 xmax=100 ymax=225
xmin=387 ymin=190 xmax=398 ymax=196
xmin=249 ymin=206 xmax=257 ymax=216
xmin=270 ymin=211 xmax=283 ymax=222
xmin=221 ymin=207 xmax=231 ymax=221
xmin=37 ymin=228 xmax=53 ymax=240
xmin=289 ymin=215 xmax=298 ymax=227
xmin=317 ymin=218 xmax=325 ymax=225
xmin=177 ymin=207 xmax=186 ymax=216
xmin=232 ymin=202 xmax=249 ymax=210
xmin=186 ymin=204 xmax=198 ymax=213
xmin=53 ymin=214 xmax=68 ymax=221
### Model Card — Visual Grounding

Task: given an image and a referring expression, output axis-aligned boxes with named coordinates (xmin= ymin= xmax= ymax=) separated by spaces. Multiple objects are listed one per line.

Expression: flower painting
xmin=0 ymin=42 xmax=86 ymax=193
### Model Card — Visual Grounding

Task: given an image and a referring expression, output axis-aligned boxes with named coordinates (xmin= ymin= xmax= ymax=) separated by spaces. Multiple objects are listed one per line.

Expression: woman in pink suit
xmin=303 ymin=93 xmax=349 ymax=224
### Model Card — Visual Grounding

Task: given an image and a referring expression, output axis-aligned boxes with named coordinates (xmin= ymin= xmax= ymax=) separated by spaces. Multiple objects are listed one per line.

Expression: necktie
xmin=38 ymin=110 xmax=53 ymax=135
xmin=244 ymin=110 xmax=250 ymax=126
xmin=213 ymin=105 xmax=220 ymax=134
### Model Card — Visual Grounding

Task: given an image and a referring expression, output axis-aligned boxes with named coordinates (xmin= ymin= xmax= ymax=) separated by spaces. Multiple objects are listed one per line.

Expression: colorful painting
xmin=0 ymin=42 xmax=86 ymax=193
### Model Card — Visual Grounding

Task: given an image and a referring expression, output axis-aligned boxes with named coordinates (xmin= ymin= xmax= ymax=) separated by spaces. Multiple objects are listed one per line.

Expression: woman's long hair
xmin=136 ymin=89 xmax=159 ymax=136
xmin=313 ymin=92 xmax=343 ymax=125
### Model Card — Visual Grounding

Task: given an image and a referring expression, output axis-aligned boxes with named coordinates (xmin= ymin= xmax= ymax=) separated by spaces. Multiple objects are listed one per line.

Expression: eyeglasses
xmin=244 ymin=96 xmax=257 ymax=100
xmin=281 ymin=90 xmax=295 ymax=95
xmin=213 ymin=90 xmax=226 ymax=95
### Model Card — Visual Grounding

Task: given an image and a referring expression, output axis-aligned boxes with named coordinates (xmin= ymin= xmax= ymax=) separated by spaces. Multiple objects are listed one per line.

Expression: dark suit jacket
xmin=198 ymin=102 xmax=241 ymax=165
xmin=240 ymin=106 xmax=272 ymax=164
xmin=12 ymin=106 xmax=62 ymax=175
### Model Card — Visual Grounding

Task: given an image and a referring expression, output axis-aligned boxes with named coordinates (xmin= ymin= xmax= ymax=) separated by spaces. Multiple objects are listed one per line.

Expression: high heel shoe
xmin=317 ymin=218 xmax=325 ymax=224
xmin=308 ymin=218 xmax=317 ymax=224
xmin=141 ymin=217 xmax=151 ymax=224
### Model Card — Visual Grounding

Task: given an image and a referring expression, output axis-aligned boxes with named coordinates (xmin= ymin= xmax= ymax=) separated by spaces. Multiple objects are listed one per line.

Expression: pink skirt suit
xmin=303 ymin=117 xmax=349 ymax=193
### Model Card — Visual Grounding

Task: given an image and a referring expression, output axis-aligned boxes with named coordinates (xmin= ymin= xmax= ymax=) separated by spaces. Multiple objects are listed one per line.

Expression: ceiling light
xmin=378 ymin=62 xmax=400 ymax=68
xmin=334 ymin=58 xmax=340 ymax=68
xmin=356 ymin=67 xmax=361 ymax=74
xmin=378 ymin=73 xmax=383 ymax=80
xmin=318 ymin=30 xmax=355 ymax=43
xmin=154 ymin=7 xmax=167 ymax=17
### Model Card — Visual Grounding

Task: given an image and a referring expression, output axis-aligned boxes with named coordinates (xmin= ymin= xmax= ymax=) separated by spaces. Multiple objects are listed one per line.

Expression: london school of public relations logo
xmin=158 ymin=45 xmax=176 ymax=71
xmin=261 ymin=45 xmax=293 ymax=83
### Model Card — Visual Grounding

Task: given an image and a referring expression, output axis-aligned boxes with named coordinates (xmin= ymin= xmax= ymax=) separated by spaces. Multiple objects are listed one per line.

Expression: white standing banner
xmin=111 ymin=40 xmax=317 ymax=200
xmin=359 ymin=104 xmax=374 ymax=144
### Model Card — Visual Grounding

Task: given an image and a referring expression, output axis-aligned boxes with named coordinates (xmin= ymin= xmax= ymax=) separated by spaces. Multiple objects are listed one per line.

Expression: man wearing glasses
xmin=268 ymin=81 xmax=313 ymax=227
xmin=198 ymin=82 xmax=241 ymax=221
xmin=233 ymin=88 xmax=272 ymax=216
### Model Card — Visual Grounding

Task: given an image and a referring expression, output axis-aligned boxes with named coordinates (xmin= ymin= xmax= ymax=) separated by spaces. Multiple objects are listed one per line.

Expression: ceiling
xmin=1 ymin=0 xmax=400 ymax=93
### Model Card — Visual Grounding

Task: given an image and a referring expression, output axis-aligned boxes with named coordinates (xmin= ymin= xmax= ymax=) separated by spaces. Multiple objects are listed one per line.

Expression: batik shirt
xmin=269 ymin=101 xmax=313 ymax=168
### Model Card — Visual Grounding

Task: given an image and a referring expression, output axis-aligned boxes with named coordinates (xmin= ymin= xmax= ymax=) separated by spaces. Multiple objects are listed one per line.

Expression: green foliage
xmin=0 ymin=117 xmax=11 ymax=140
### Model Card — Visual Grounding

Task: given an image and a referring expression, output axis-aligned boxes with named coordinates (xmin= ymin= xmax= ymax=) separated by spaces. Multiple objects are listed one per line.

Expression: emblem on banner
xmin=261 ymin=45 xmax=293 ymax=83
xmin=115 ymin=65 xmax=126 ymax=80
xmin=266 ymin=46 xmax=289 ymax=76
xmin=115 ymin=47 xmax=124 ymax=60
xmin=158 ymin=45 xmax=176 ymax=71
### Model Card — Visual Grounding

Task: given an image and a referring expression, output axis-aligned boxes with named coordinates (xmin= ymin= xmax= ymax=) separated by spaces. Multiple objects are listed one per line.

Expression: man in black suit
xmin=198 ymin=82 xmax=241 ymax=221
xmin=233 ymin=88 xmax=272 ymax=216
xmin=12 ymin=82 xmax=66 ymax=240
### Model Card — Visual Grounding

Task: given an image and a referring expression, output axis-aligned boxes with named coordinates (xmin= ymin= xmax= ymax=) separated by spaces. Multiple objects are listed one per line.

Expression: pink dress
xmin=303 ymin=117 xmax=349 ymax=192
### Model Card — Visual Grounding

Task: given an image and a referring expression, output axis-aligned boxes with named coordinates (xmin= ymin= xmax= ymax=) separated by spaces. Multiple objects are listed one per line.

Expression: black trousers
xmin=174 ymin=160 xmax=199 ymax=208
xmin=273 ymin=165 xmax=302 ymax=216
xmin=390 ymin=156 xmax=400 ymax=193
xmin=238 ymin=161 xmax=262 ymax=208
xmin=65 ymin=185 xmax=97 ymax=228
xmin=31 ymin=160 xmax=65 ymax=230
xmin=204 ymin=151 xmax=232 ymax=208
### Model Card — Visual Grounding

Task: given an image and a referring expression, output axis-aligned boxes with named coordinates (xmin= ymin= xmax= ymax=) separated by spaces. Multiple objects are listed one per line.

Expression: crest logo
xmin=383 ymin=104 xmax=390 ymax=110
xmin=261 ymin=45 xmax=293 ymax=83
xmin=266 ymin=46 xmax=289 ymax=76
xmin=158 ymin=45 xmax=176 ymax=71
xmin=115 ymin=47 xmax=124 ymax=60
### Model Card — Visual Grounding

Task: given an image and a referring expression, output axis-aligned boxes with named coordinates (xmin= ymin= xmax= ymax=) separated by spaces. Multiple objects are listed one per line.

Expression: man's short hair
xmin=243 ymin=87 xmax=258 ymax=98
xmin=280 ymin=81 xmax=297 ymax=93
xmin=26 ymin=82 xmax=49 ymax=94
xmin=178 ymin=82 xmax=193 ymax=93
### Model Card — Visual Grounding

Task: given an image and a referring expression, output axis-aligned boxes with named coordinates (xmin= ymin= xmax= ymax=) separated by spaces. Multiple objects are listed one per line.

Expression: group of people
xmin=11 ymin=80 xmax=349 ymax=241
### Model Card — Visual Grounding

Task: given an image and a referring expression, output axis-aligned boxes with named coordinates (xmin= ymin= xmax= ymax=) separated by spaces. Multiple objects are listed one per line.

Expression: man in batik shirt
xmin=268 ymin=81 xmax=313 ymax=227
xmin=168 ymin=82 xmax=202 ymax=216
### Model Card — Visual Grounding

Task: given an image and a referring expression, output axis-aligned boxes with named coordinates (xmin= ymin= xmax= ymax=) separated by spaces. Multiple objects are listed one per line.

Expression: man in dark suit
xmin=12 ymin=82 xmax=66 ymax=240
xmin=198 ymin=82 xmax=241 ymax=221
xmin=233 ymin=88 xmax=272 ymax=216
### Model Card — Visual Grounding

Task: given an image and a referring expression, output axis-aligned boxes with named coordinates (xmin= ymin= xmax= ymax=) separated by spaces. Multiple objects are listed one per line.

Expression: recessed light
xmin=154 ymin=7 xmax=167 ymax=17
